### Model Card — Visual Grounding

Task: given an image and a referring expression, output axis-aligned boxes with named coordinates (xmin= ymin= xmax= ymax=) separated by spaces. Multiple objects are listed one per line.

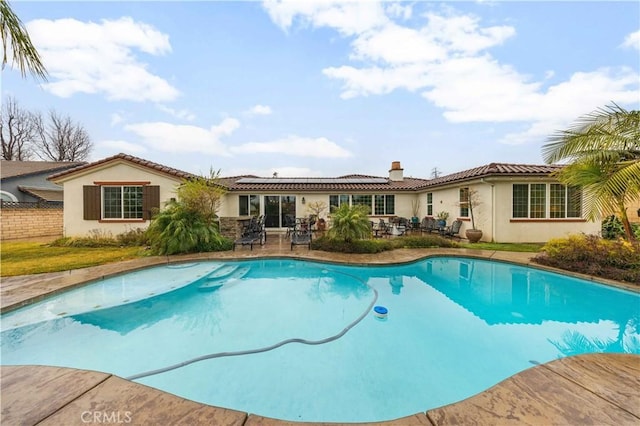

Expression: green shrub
xmin=532 ymin=234 xmax=640 ymax=284
xmin=326 ymin=204 xmax=372 ymax=242
xmin=116 ymin=228 xmax=150 ymax=246
xmin=390 ymin=235 xmax=459 ymax=249
xmin=310 ymin=235 xmax=459 ymax=253
xmin=50 ymin=229 xmax=119 ymax=248
xmin=311 ymin=236 xmax=394 ymax=253
xmin=602 ymin=215 xmax=624 ymax=239
xmin=146 ymin=200 xmax=232 ymax=255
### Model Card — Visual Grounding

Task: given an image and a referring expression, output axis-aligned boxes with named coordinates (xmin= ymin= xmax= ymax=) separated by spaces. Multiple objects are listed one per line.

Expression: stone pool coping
xmin=1 ymin=238 xmax=639 ymax=425
xmin=2 ymin=353 xmax=639 ymax=425
xmin=1 ymin=239 xmax=637 ymax=314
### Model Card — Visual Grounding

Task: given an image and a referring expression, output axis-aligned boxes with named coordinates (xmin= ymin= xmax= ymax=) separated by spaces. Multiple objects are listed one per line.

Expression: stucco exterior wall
xmin=420 ymin=179 xmax=601 ymax=243
xmin=58 ymin=162 xmax=182 ymax=237
xmin=491 ymin=181 xmax=600 ymax=243
xmin=220 ymin=192 xmax=419 ymax=230
xmin=418 ymin=184 xmax=494 ymax=242
xmin=628 ymin=198 xmax=640 ymax=224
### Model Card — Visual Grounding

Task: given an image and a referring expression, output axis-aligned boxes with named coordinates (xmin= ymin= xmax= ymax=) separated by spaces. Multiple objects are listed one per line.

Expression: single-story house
xmin=48 ymin=153 xmax=603 ymax=243
xmin=1 ymin=160 xmax=85 ymax=204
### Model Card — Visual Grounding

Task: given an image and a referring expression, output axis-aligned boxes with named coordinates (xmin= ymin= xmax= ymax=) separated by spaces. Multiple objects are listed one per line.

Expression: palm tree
xmin=326 ymin=203 xmax=371 ymax=242
xmin=1 ymin=0 xmax=47 ymax=80
xmin=542 ymin=103 xmax=640 ymax=241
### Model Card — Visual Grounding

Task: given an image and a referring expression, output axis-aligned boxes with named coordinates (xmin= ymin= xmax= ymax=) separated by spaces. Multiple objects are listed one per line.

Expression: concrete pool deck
xmin=1 ymin=234 xmax=639 ymax=425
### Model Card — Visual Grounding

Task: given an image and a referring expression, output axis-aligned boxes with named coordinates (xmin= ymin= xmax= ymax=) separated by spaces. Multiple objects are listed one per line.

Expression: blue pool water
xmin=2 ymin=257 xmax=639 ymax=422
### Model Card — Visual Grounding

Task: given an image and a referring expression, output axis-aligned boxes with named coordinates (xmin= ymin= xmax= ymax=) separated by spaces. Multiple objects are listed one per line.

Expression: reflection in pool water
xmin=1 ymin=257 xmax=638 ymax=422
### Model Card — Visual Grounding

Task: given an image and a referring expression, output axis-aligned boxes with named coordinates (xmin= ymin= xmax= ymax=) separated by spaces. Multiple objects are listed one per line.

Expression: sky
xmin=3 ymin=1 xmax=639 ymax=179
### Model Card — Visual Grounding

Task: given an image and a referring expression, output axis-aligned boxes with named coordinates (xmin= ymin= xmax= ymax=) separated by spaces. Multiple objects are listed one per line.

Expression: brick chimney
xmin=389 ymin=161 xmax=404 ymax=181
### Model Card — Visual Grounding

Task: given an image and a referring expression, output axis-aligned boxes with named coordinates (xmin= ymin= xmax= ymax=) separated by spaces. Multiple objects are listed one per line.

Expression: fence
xmin=1 ymin=202 xmax=64 ymax=240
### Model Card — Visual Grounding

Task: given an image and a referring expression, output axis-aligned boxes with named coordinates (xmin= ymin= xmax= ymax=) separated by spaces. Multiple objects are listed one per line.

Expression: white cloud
xmin=124 ymin=118 xmax=240 ymax=155
xmin=26 ymin=17 xmax=179 ymax=102
xmin=498 ymin=67 xmax=640 ymax=145
xmin=385 ymin=2 xmax=412 ymax=20
xmin=110 ymin=113 xmax=125 ymax=127
xmin=621 ymin=30 xmax=640 ymax=51
xmin=262 ymin=0 xmax=389 ymax=36
xmin=226 ymin=166 xmax=324 ymax=177
xmin=246 ymin=104 xmax=273 ymax=115
xmin=264 ymin=2 xmax=639 ymax=145
xmin=156 ymin=104 xmax=196 ymax=121
xmin=99 ymin=140 xmax=147 ymax=153
xmin=323 ymin=64 xmax=430 ymax=98
xmin=230 ymin=135 xmax=352 ymax=158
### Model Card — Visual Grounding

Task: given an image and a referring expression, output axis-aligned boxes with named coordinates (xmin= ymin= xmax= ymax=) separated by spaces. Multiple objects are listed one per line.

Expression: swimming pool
xmin=2 ymin=257 xmax=638 ymax=422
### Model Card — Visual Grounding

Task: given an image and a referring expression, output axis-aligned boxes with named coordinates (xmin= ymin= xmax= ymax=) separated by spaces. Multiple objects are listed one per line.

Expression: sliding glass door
xmin=264 ymin=195 xmax=296 ymax=228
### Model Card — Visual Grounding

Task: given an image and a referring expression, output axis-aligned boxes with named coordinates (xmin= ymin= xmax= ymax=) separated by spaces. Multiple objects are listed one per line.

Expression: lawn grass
xmin=1 ymin=239 xmax=542 ymax=278
xmin=0 ymin=241 xmax=145 ymax=277
xmin=457 ymin=241 xmax=543 ymax=252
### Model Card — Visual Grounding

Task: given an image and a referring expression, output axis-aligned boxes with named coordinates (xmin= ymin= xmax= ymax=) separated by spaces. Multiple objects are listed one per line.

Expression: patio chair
xmin=284 ymin=214 xmax=296 ymax=239
xmin=233 ymin=215 xmax=266 ymax=250
xmin=440 ymin=220 xmax=462 ymax=239
xmin=378 ymin=219 xmax=392 ymax=237
xmin=421 ymin=217 xmax=438 ymax=234
xmin=291 ymin=227 xmax=312 ymax=250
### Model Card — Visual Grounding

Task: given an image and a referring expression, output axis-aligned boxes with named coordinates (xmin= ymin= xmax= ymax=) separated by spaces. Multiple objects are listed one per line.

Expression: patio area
xmin=1 ymin=233 xmax=639 ymax=425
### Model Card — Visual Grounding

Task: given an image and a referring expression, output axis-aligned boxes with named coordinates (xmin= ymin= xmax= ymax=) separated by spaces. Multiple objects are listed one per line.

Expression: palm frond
xmin=0 ymin=0 xmax=47 ymax=80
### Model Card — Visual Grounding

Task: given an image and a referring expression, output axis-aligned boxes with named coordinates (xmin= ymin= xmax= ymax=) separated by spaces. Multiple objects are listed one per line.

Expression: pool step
xmin=198 ymin=266 xmax=250 ymax=292
xmin=204 ymin=265 xmax=239 ymax=280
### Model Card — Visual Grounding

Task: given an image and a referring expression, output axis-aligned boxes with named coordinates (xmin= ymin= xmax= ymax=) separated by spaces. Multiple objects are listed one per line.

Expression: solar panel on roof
xmin=235 ymin=177 xmax=388 ymax=184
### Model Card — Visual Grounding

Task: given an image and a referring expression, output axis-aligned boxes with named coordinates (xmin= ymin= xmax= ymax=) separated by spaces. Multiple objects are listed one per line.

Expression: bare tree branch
xmin=33 ymin=110 xmax=92 ymax=161
xmin=0 ymin=95 xmax=35 ymax=160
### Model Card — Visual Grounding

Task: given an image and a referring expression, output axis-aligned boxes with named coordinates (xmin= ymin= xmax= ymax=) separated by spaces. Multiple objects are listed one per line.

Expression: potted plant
xmin=411 ymin=199 xmax=420 ymax=227
xmin=436 ymin=211 xmax=449 ymax=228
xmin=306 ymin=200 xmax=328 ymax=232
xmin=464 ymin=188 xmax=483 ymax=243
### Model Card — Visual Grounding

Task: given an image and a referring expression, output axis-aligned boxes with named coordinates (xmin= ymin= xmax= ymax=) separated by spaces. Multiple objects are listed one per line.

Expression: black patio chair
xmin=283 ymin=214 xmax=296 ymax=239
xmin=440 ymin=220 xmax=463 ymax=239
xmin=291 ymin=227 xmax=312 ymax=250
xmin=420 ymin=217 xmax=437 ymax=234
xmin=233 ymin=215 xmax=266 ymax=250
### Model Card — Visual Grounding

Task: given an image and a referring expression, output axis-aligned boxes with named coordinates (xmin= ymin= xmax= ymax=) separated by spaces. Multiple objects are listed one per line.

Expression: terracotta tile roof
xmin=17 ymin=186 xmax=63 ymax=202
xmin=225 ymin=176 xmax=430 ymax=192
xmin=423 ymin=163 xmax=563 ymax=188
xmin=47 ymin=153 xmax=195 ymax=182
xmin=1 ymin=160 xmax=86 ymax=179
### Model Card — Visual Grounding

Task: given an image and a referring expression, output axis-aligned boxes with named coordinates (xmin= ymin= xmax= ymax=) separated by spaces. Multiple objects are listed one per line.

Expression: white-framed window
xmin=426 ymin=193 xmax=433 ymax=216
xmin=550 ymin=184 xmax=582 ymax=218
xmin=512 ymin=183 xmax=581 ymax=219
xmin=374 ymin=195 xmax=395 ymax=215
xmin=459 ymin=188 xmax=469 ymax=218
xmin=351 ymin=194 xmax=373 ymax=213
xmin=330 ymin=194 xmax=394 ymax=215
xmin=238 ymin=195 xmax=260 ymax=216
xmin=329 ymin=194 xmax=350 ymax=212
xmin=102 ymin=186 xmax=143 ymax=219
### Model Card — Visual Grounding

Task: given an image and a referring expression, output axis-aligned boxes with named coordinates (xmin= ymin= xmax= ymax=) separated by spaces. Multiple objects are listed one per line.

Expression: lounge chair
xmin=291 ymin=228 xmax=312 ymax=250
xmin=233 ymin=215 xmax=266 ymax=250
xmin=440 ymin=220 xmax=462 ymax=239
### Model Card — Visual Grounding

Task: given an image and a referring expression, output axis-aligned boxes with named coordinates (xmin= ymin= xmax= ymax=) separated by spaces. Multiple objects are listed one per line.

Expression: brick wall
xmin=0 ymin=207 xmax=63 ymax=240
